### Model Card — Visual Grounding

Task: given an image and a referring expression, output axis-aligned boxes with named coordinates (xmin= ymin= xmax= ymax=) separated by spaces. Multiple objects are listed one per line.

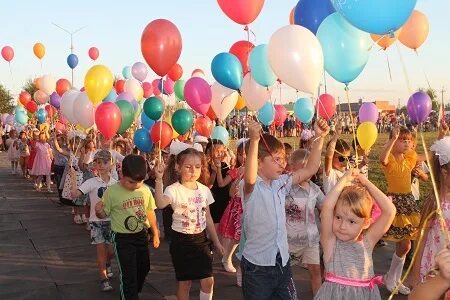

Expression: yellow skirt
xmin=383 ymin=193 xmax=420 ymax=241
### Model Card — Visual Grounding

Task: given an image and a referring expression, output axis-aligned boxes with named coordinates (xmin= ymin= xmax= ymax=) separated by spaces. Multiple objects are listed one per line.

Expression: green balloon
xmin=174 ymin=80 xmax=185 ymax=101
xmin=143 ymin=96 xmax=164 ymax=120
xmin=171 ymin=108 xmax=193 ymax=135
xmin=116 ymin=100 xmax=135 ymax=134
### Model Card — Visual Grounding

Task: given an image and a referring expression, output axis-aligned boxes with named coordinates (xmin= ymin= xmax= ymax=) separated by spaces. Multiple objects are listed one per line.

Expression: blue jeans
xmin=241 ymin=254 xmax=298 ymax=300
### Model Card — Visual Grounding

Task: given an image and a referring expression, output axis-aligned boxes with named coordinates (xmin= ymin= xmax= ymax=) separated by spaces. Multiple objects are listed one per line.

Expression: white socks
xmin=199 ymin=290 xmax=213 ymax=300
xmin=385 ymin=253 xmax=410 ymax=295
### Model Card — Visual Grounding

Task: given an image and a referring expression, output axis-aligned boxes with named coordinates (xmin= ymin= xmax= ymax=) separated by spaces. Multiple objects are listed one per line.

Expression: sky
xmin=0 ymin=0 xmax=448 ymax=107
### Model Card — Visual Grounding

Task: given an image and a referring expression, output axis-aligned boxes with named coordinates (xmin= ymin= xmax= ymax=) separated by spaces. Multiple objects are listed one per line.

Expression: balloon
xmin=88 ymin=47 xmax=99 ymax=61
xmin=1 ymin=46 xmax=14 ymax=62
xmin=317 ymin=13 xmax=371 ymax=85
xmin=56 ymin=78 xmax=71 ymax=96
xmin=184 ymin=77 xmax=212 ymax=115
xmin=249 ymin=44 xmax=276 ymax=87
xmin=174 ymin=80 xmax=185 ymax=101
xmin=141 ymin=19 xmax=182 ymax=77
xmin=195 ymin=116 xmax=213 ymax=136
xmin=294 ymin=97 xmax=314 ymax=123
xmin=122 ymin=66 xmax=132 ymax=79
xmin=407 ymin=91 xmax=432 ymax=124
xmin=171 ymin=109 xmax=193 ymax=135
xmin=134 ymin=128 xmax=153 ymax=153
xmin=206 ymin=106 xmax=217 ymax=121
xmin=116 ymin=92 xmax=135 ymax=103
xmin=331 ymin=0 xmax=417 ymax=35
xmin=73 ymin=92 xmax=95 ymax=128
xmin=357 ymin=122 xmax=378 ymax=150
xmin=84 ymin=65 xmax=114 ymax=105
xmin=45 ymin=105 xmax=56 ymax=118
xmin=257 ymin=102 xmax=275 ymax=126
xmin=289 ymin=7 xmax=295 ymax=24
xmin=131 ymin=62 xmax=148 ymax=82
xmin=33 ymin=43 xmax=45 ymax=60
xmin=229 ymin=40 xmax=255 ymax=74
xmin=55 ymin=122 xmax=66 ymax=133
xmin=191 ymin=69 xmax=205 ymax=78
xmin=274 ymin=105 xmax=288 ymax=126
xmin=316 ymin=93 xmax=336 ymax=120
xmin=124 ymin=78 xmax=144 ymax=101
xmin=217 ymin=0 xmax=265 ymax=25
xmin=211 ymin=52 xmax=243 ymax=91
xmin=115 ymin=79 xmax=125 ymax=94
xmin=6 ymin=114 xmax=15 ymax=126
xmin=15 ymin=112 xmax=28 ymax=125
xmin=294 ymin=0 xmax=335 ymax=34
xmin=67 ymin=54 xmax=78 ymax=69
xmin=142 ymin=82 xmax=153 ymax=98
xmin=39 ymin=74 xmax=56 ymax=95
xmin=143 ymin=96 xmax=164 ymax=120
xmin=358 ymin=102 xmax=379 ymax=123
xmin=241 ymin=73 xmax=271 ymax=111
xmin=398 ymin=10 xmax=429 ymax=50
xmin=158 ymin=78 xmax=174 ymax=95
xmin=36 ymin=108 xmax=47 ymax=123
xmin=152 ymin=79 xmax=161 ymax=96
xmin=211 ymin=126 xmax=229 ymax=145
xmin=150 ymin=121 xmax=173 ymax=149
xmin=116 ymin=100 xmax=135 ymax=134
xmin=34 ymin=90 xmax=48 ymax=104
xmin=19 ymin=91 xmax=32 ymax=106
xmin=25 ymin=101 xmax=38 ymax=113
xmin=60 ymin=90 xmax=79 ymax=124
xmin=210 ymin=82 xmax=238 ymax=121
xmin=168 ymin=63 xmax=183 ymax=81
xmin=370 ymin=30 xmax=401 ymax=50
xmin=49 ymin=92 xmax=61 ymax=108
xmin=268 ymin=25 xmax=323 ymax=94
xmin=235 ymin=95 xmax=246 ymax=110
xmin=103 ymin=88 xmax=118 ymax=102
xmin=95 ymin=102 xmax=121 ymax=140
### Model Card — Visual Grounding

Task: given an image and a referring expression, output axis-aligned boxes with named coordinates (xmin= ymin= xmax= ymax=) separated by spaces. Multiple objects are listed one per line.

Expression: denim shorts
xmin=90 ymin=221 xmax=112 ymax=245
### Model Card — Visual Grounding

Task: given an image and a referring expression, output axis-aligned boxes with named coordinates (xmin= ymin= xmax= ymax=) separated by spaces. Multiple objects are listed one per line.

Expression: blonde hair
xmin=336 ymin=186 xmax=373 ymax=219
xmin=289 ymin=149 xmax=309 ymax=165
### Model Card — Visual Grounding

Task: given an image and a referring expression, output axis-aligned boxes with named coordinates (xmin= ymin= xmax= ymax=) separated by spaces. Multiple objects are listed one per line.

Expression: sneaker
xmin=100 ymin=279 xmax=113 ymax=292
xmin=81 ymin=214 xmax=88 ymax=224
xmin=376 ymin=240 xmax=387 ymax=247
xmin=73 ymin=215 xmax=83 ymax=225
xmin=85 ymin=222 xmax=91 ymax=231
xmin=222 ymin=259 xmax=236 ymax=273
xmin=106 ymin=264 xmax=113 ymax=278
xmin=47 ymin=189 xmax=53 ymax=193
xmin=384 ymin=275 xmax=411 ymax=296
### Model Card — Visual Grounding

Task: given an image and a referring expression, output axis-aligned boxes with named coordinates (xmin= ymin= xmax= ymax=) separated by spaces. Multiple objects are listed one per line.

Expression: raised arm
xmin=380 ymin=126 xmax=399 ymax=166
xmin=325 ymin=121 xmax=342 ymax=176
xmin=154 ymin=160 xmax=171 ymax=209
xmin=211 ymin=163 xmax=233 ymax=187
xmin=243 ymin=121 xmax=260 ymax=199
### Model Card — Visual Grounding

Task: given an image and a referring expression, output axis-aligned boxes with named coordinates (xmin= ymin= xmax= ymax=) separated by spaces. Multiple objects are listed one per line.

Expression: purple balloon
xmin=49 ymin=92 xmax=61 ymax=109
xmin=184 ymin=77 xmax=212 ymax=115
xmin=130 ymin=99 xmax=139 ymax=111
xmin=6 ymin=114 xmax=14 ymax=126
xmin=131 ymin=62 xmax=148 ymax=82
xmin=407 ymin=91 xmax=432 ymax=123
xmin=358 ymin=102 xmax=378 ymax=123
xmin=1 ymin=113 xmax=9 ymax=124
xmin=116 ymin=92 xmax=135 ymax=102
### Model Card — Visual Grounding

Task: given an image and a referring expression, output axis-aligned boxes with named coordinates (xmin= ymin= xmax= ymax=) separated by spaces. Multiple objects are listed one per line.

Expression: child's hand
xmin=214 ymin=241 xmax=225 ymax=256
xmin=341 ymin=168 xmax=360 ymax=185
xmin=439 ymin=119 xmax=449 ymax=137
xmin=314 ymin=118 xmax=330 ymax=137
xmin=248 ymin=120 xmax=261 ymax=141
xmin=436 ymin=248 xmax=450 ymax=281
xmin=154 ymin=160 xmax=165 ymax=180
xmin=152 ymin=235 xmax=160 ymax=249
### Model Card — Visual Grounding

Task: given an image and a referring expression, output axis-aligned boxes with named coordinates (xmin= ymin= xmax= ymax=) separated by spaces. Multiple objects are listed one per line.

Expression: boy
xmin=241 ymin=119 xmax=329 ymax=300
xmin=95 ymin=154 xmax=160 ymax=300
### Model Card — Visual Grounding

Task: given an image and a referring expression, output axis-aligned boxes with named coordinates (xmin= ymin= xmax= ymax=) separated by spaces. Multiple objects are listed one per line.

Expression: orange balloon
xmin=370 ymin=30 xmax=401 ymax=50
xmin=33 ymin=43 xmax=46 ymax=59
xmin=235 ymin=95 xmax=246 ymax=110
xmin=33 ymin=77 xmax=41 ymax=90
xmin=398 ymin=10 xmax=429 ymax=50
xmin=289 ymin=7 xmax=295 ymax=25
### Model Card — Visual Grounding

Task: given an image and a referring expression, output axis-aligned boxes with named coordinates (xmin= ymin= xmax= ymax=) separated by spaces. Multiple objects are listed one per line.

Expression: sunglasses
xmin=337 ymin=156 xmax=350 ymax=163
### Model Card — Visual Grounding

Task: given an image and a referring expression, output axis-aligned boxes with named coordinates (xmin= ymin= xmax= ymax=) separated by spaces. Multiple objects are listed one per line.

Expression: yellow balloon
xmin=84 ymin=65 xmax=114 ymax=105
xmin=356 ymin=122 xmax=378 ymax=150
xmin=33 ymin=42 xmax=46 ymax=59
xmin=235 ymin=95 xmax=246 ymax=110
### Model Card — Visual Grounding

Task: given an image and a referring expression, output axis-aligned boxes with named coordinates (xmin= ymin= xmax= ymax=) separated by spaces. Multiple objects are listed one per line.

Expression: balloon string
xmin=344 ymin=86 xmax=358 ymax=163
xmin=385 ymin=51 xmax=393 ymax=82
xmin=244 ymin=26 xmax=256 ymax=44
xmin=396 ymin=43 xmax=413 ymax=95
xmin=323 ymin=71 xmax=327 ymax=94
xmin=368 ymin=34 xmax=387 ymax=51
xmin=414 ymin=50 xmax=433 ymax=91
xmin=159 ymin=77 xmax=164 ymax=162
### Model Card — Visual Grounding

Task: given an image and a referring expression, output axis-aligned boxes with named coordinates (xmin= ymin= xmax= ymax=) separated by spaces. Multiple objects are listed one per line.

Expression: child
xmin=154 ymin=147 xmax=224 ymax=300
xmin=70 ymin=150 xmax=116 ymax=292
xmin=6 ymin=129 xmax=20 ymax=174
xmin=410 ymin=133 xmax=429 ymax=202
xmin=285 ymin=149 xmax=325 ymax=296
xmin=30 ymin=132 xmax=53 ymax=192
xmin=95 ymin=154 xmax=159 ymax=300
xmin=315 ymin=170 xmax=396 ymax=299
xmin=380 ymin=126 xmax=419 ymax=295
xmin=240 ymin=119 xmax=329 ymax=300
xmin=18 ymin=131 xmax=30 ymax=178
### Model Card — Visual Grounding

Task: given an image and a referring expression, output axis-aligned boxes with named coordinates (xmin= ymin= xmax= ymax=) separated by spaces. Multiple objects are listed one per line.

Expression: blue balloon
xmin=67 ymin=54 xmax=78 ymax=69
xmin=294 ymin=98 xmax=314 ymax=123
xmin=15 ymin=112 xmax=28 ymax=125
xmin=249 ymin=44 xmax=277 ymax=87
xmin=36 ymin=108 xmax=47 ymax=124
xmin=211 ymin=52 xmax=243 ymax=91
xmin=122 ymin=66 xmax=132 ymax=79
xmin=211 ymin=126 xmax=229 ymax=145
xmin=294 ymin=0 xmax=335 ymax=35
xmin=134 ymin=128 xmax=153 ymax=153
xmin=15 ymin=106 xmax=26 ymax=115
xmin=141 ymin=113 xmax=155 ymax=129
xmin=317 ymin=13 xmax=371 ymax=85
xmin=103 ymin=88 xmax=117 ymax=102
xmin=257 ymin=102 xmax=275 ymax=126
xmin=331 ymin=0 xmax=417 ymax=35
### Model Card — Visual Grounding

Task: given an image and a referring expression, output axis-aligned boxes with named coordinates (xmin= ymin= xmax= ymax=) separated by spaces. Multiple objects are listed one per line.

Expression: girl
xmin=154 ymin=148 xmax=224 ymax=300
xmin=27 ymin=130 xmax=40 ymax=180
xmin=6 ymin=129 xmax=20 ymax=174
xmin=18 ymin=131 xmax=30 ymax=178
xmin=315 ymin=170 xmax=396 ymax=300
xmin=30 ymin=132 xmax=53 ymax=192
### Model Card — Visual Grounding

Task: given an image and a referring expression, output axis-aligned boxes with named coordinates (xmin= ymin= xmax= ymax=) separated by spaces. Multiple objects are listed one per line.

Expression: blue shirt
xmin=240 ymin=174 xmax=292 ymax=267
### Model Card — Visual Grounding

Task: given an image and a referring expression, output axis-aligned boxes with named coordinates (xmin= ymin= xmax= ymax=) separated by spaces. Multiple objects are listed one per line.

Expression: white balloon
xmin=60 ymin=90 xmax=79 ymax=124
xmin=124 ymin=78 xmax=144 ymax=101
xmin=241 ymin=73 xmax=272 ymax=111
xmin=73 ymin=92 xmax=95 ymax=128
xmin=211 ymin=82 xmax=238 ymax=121
xmin=39 ymin=74 xmax=56 ymax=95
xmin=268 ymin=25 xmax=323 ymax=94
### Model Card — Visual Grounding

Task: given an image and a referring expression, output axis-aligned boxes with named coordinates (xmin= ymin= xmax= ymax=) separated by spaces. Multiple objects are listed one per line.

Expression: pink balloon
xmin=142 ymin=81 xmax=153 ymax=98
xmin=241 ymin=73 xmax=271 ymax=111
xmin=152 ymin=79 xmax=161 ymax=96
xmin=132 ymin=62 xmax=148 ymax=82
xmin=184 ymin=77 xmax=212 ymax=115
xmin=55 ymin=122 xmax=67 ymax=133
xmin=34 ymin=90 xmax=49 ymax=104
xmin=274 ymin=105 xmax=288 ymax=126
xmin=88 ymin=47 xmax=99 ymax=61
xmin=163 ymin=78 xmax=174 ymax=95
xmin=116 ymin=92 xmax=135 ymax=102
xmin=1 ymin=46 xmax=14 ymax=62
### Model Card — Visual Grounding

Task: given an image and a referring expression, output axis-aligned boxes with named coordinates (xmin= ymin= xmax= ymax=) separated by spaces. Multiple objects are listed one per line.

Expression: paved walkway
xmin=0 ymin=152 xmax=407 ymax=299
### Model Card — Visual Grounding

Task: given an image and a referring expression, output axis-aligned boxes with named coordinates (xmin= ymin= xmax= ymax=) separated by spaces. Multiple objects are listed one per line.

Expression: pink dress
xmin=218 ymin=169 xmax=243 ymax=241
xmin=30 ymin=142 xmax=52 ymax=176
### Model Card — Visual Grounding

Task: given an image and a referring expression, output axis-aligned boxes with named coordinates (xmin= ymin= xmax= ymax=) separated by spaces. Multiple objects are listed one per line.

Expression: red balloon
xmin=19 ymin=91 xmax=32 ymax=106
xmin=150 ymin=121 xmax=173 ymax=149
xmin=56 ymin=79 xmax=71 ymax=97
xmin=142 ymin=81 xmax=153 ymax=98
xmin=26 ymin=101 xmax=38 ymax=113
xmin=95 ymin=102 xmax=122 ymax=140
xmin=229 ymin=40 xmax=255 ymax=74
xmin=316 ymin=93 xmax=336 ymax=120
xmin=167 ymin=63 xmax=183 ymax=81
xmin=88 ymin=47 xmax=99 ymax=61
xmin=217 ymin=0 xmax=265 ymax=25
xmin=1 ymin=46 xmax=14 ymax=62
xmin=141 ymin=19 xmax=182 ymax=77
xmin=274 ymin=104 xmax=287 ymax=126
xmin=152 ymin=79 xmax=161 ymax=96
xmin=195 ymin=116 xmax=213 ymax=137
xmin=115 ymin=79 xmax=125 ymax=94
xmin=45 ymin=105 xmax=55 ymax=117
xmin=206 ymin=106 xmax=217 ymax=120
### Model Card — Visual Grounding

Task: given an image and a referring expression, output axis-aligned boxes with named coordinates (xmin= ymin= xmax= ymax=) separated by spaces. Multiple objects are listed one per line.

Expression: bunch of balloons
xmin=357 ymin=102 xmax=379 ymax=150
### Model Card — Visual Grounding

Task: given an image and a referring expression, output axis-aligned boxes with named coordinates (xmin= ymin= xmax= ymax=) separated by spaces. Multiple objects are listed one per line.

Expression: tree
xmin=0 ymin=84 xmax=14 ymax=114
xmin=22 ymin=78 xmax=38 ymax=97
xmin=418 ymin=87 xmax=439 ymax=111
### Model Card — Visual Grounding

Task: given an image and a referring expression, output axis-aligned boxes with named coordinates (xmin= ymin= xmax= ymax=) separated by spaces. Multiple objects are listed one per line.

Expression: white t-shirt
xmin=164 ymin=181 xmax=215 ymax=234
xmin=79 ymin=176 xmax=117 ymax=222
xmin=323 ymin=168 xmax=345 ymax=194
xmin=411 ymin=162 xmax=429 ymax=201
